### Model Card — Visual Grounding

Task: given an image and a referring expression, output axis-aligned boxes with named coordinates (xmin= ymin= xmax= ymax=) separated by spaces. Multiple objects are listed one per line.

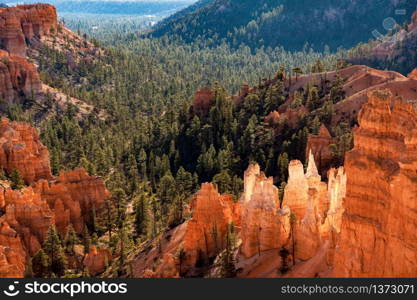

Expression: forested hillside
xmin=150 ymin=0 xmax=414 ymax=51
xmin=1 ymin=2 xmax=417 ymax=279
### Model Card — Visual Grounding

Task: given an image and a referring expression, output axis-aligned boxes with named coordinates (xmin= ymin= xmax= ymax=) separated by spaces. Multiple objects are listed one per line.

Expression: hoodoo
xmin=334 ymin=90 xmax=417 ymax=277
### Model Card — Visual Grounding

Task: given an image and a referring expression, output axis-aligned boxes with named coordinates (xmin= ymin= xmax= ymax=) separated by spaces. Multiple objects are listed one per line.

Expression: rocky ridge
xmin=0 ymin=118 xmax=110 ymax=278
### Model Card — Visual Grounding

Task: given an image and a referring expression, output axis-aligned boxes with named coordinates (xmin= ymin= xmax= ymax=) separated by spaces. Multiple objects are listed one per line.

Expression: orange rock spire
xmin=334 ymin=90 xmax=417 ymax=277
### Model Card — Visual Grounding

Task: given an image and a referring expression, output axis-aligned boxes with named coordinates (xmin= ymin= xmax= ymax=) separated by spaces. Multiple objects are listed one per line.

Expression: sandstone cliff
xmin=334 ymin=90 xmax=417 ymax=277
xmin=0 ymin=50 xmax=42 ymax=103
xmin=0 ymin=4 xmax=103 ymax=120
xmin=0 ymin=219 xmax=26 ymax=278
xmin=0 ymin=119 xmax=110 ymax=277
xmin=0 ymin=4 xmax=57 ymax=57
xmin=183 ymin=183 xmax=238 ymax=268
xmin=0 ymin=118 xmax=52 ymax=184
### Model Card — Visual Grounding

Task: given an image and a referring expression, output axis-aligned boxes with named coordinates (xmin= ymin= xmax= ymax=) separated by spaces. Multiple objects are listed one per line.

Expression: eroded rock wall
xmin=333 ymin=90 xmax=417 ymax=277
xmin=0 ymin=118 xmax=51 ymax=184
xmin=0 ymin=4 xmax=57 ymax=57
xmin=0 ymin=119 xmax=109 ymax=278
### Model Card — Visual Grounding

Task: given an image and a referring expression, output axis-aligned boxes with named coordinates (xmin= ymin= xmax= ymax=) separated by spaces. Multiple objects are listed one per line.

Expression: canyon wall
xmin=0 ymin=118 xmax=51 ymax=184
xmin=334 ymin=90 xmax=417 ymax=277
xmin=0 ymin=119 xmax=109 ymax=278
xmin=0 ymin=4 xmax=57 ymax=57
xmin=83 ymin=246 xmax=112 ymax=276
xmin=0 ymin=4 xmax=59 ymax=108
xmin=0 ymin=50 xmax=42 ymax=103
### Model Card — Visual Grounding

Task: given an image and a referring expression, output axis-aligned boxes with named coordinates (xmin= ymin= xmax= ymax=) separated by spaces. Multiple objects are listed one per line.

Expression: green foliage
xmin=220 ymin=223 xmax=237 ymax=278
xmin=31 ymin=249 xmax=50 ymax=278
xmin=150 ymin=0 xmax=414 ymax=52
xmin=43 ymin=226 xmax=67 ymax=277
xmin=64 ymin=224 xmax=79 ymax=254
xmin=10 ymin=169 xmax=25 ymax=190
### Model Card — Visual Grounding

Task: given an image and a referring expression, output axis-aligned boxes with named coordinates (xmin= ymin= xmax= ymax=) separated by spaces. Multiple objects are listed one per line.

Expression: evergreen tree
xmin=31 ymin=249 xmax=50 ymax=278
xmin=64 ymin=224 xmax=79 ymax=254
xmin=43 ymin=226 xmax=67 ymax=277
xmin=83 ymin=225 xmax=91 ymax=254
xmin=10 ymin=169 xmax=25 ymax=190
xmin=220 ymin=223 xmax=236 ymax=278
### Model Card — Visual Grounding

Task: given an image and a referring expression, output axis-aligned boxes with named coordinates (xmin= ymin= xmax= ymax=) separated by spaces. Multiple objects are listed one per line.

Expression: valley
xmin=0 ymin=1 xmax=416 ymax=279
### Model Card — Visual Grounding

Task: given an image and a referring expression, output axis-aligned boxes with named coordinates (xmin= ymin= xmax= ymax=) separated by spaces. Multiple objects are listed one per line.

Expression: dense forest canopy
xmin=150 ymin=0 xmax=415 ymax=52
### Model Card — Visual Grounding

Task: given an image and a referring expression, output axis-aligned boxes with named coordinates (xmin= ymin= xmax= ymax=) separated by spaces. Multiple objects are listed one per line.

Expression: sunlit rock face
xmin=0 ymin=120 xmax=110 ymax=278
xmin=334 ymin=90 xmax=417 ymax=277
xmin=0 ymin=50 xmax=42 ymax=103
xmin=1 ymin=186 xmax=55 ymax=256
xmin=0 ymin=219 xmax=26 ymax=278
xmin=282 ymin=152 xmax=345 ymax=262
xmin=183 ymin=183 xmax=238 ymax=268
xmin=239 ymin=156 xmax=346 ymax=263
xmin=408 ymin=68 xmax=417 ymax=80
xmin=0 ymin=4 xmax=57 ymax=57
xmin=130 ymin=183 xmax=239 ymax=277
xmin=0 ymin=118 xmax=52 ymax=184
xmin=240 ymin=164 xmax=290 ymax=258
xmin=35 ymin=169 xmax=110 ymax=235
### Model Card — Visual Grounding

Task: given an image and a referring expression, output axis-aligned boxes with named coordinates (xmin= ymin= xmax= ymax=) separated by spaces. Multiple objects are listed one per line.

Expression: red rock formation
xmin=282 ymin=152 xmax=345 ymax=262
xmin=0 ymin=219 xmax=26 ymax=277
xmin=191 ymin=89 xmax=214 ymax=116
xmin=1 ymin=186 xmax=54 ymax=256
xmin=408 ymin=69 xmax=417 ymax=80
xmin=141 ymin=253 xmax=179 ymax=278
xmin=274 ymin=65 xmax=416 ymax=127
xmin=0 ymin=50 xmax=42 ymax=103
xmin=35 ymin=169 xmax=109 ymax=235
xmin=306 ymin=125 xmax=336 ymax=177
xmin=265 ymin=110 xmax=281 ymax=126
xmin=183 ymin=183 xmax=237 ymax=267
xmin=0 ymin=118 xmax=52 ymax=184
xmin=240 ymin=164 xmax=290 ymax=258
xmin=83 ymin=246 xmax=112 ymax=276
xmin=0 ymin=120 xmax=110 ymax=277
xmin=334 ymin=90 xmax=417 ymax=277
xmin=0 ymin=4 xmax=57 ymax=57
xmin=131 ymin=183 xmax=239 ymax=277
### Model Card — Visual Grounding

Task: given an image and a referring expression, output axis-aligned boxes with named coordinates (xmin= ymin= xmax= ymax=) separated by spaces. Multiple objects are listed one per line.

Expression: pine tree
xmin=134 ymin=192 xmax=147 ymax=238
xmin=43 ymin=226 xmax=67 ymax=277
xmin=10 ymin=169 xmax=25 ymax=190
xmin=31 ymin=249 xmax=50 ymax=278
xmin=64 ymin=224 xmax=79 ymax=254
xmin=83 ymin=225 xmax=91 ymax=254
xmin=277 ymin=153 xmax=289 ymax=183
xmin=220 ymin=223 xmax=236 ymax=278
